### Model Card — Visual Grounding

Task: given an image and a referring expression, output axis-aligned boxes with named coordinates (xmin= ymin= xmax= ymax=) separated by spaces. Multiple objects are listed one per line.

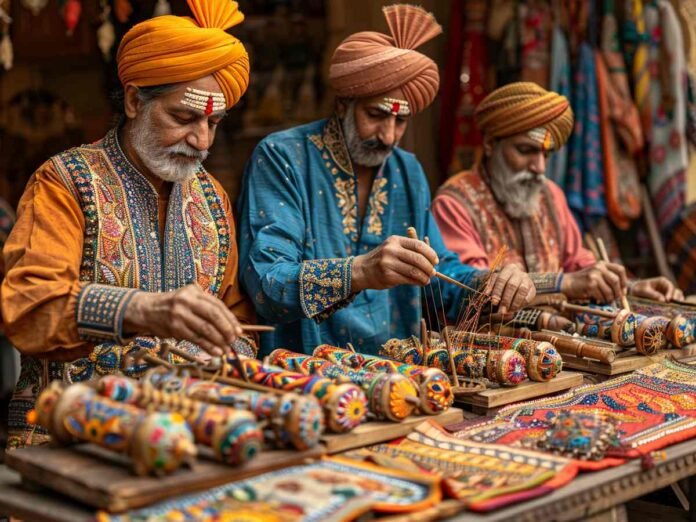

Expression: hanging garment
xmin=646 ymin=1 xmax=688 ymax=232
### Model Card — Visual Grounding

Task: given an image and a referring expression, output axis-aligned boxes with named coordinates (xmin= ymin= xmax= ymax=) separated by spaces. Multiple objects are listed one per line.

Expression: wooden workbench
xmin=1 ymin=437 xmax=694 ymax=522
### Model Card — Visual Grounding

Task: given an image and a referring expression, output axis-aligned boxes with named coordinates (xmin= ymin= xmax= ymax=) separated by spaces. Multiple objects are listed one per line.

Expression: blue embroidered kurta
xmin=238 ymin=117 xmax=483 ymax=356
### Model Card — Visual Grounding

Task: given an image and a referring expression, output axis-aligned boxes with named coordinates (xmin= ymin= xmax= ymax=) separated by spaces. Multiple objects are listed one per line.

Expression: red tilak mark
xmin=205 ymin=95 xmax=214 ymax=116
xmin=391 ymin=102 xmax=400 ymax=115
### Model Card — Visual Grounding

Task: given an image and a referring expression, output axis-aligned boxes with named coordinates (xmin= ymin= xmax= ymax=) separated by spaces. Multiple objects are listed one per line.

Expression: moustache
xmin=362 ymin=138 xmax=394 ymax=152
xmin=166 ymin=143 xmax=209 ymax=162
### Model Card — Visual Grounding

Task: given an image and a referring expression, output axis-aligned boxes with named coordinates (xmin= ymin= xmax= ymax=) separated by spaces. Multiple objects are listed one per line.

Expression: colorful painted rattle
xmin=312 ymin=344 xmax=453 ymax=414
xmin=268 ymin=349 xmax=420 ymax=422
xmin=30 ymin=381 xmax=196 ymax=476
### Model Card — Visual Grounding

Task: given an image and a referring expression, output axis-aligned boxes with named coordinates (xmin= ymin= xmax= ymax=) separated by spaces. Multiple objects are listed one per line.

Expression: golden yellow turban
xmin=329 ymin=5 xmax=442 ymax=114
xmin=117 ymin=0 xmax=249 ymax=110
xmin=474 ymin=82 xmax=575 ymax=150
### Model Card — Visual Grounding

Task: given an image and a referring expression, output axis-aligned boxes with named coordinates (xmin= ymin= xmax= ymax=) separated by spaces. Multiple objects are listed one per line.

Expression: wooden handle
xmin=406 ymin=227 xmax=418 ymax=240
xmin=531 ymin=332 xmax=616 ymax=363
xmin=595 ymin=236 xmax=631 ymax=312
xmin=241 ymin=325 xmax=276 ymax=333
xmin=560 ymin=301 xmax=617 ymax=319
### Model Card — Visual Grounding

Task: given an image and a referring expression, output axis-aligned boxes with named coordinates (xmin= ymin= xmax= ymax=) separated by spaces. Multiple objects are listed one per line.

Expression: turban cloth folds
xmin=474 ymin=82 xmax=575 ymax=150
xmin=117 ymin=0 xmax=250 ymax=109
xmin=329 ymin=5 xmax=443 ymax=114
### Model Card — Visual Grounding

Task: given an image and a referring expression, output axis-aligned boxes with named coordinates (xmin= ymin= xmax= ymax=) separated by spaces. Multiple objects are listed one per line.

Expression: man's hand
xmin=486 ymin=264 xmax=536 ymax=314
xmin=122 ymin=284 xmax=243 ymax=356
xmin=351 ymin=235 xmax=438 ymax=292
xmin=561 ymin=262 xmax=628 ymax=303
xmin=630 ymin=277 xmax=684 ymax=302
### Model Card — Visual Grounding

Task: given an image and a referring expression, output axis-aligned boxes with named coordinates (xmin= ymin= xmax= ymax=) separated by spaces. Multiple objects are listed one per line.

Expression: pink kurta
xmin=432 ymin=169 xmax=596 ymax=275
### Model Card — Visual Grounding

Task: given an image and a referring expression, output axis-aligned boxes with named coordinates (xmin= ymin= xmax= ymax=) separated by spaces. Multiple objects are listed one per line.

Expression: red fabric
xmin=432 ymin=168 xmax=595 ymax=272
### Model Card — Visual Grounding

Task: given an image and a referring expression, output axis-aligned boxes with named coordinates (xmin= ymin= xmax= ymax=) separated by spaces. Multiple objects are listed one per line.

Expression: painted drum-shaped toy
xmin=33 ymin=382 xmax=196 ymax=476
xmin=665 ymin=315 xmax=694 ymax=348
xmin=313 ymin=344 xmax=453 ymax=414
xmin=511 ymin=340 xmax=563 ymax=382
xmin=635 ymin=316 xmax=670 ymax=355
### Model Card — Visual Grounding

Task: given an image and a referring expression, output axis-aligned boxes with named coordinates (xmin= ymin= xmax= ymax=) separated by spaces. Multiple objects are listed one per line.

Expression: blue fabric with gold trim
xmin=238 ymin=117 xmax=483 ymax=356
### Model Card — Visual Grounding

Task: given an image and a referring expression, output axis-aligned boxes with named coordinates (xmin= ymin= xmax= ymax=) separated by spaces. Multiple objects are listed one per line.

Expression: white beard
xmin=128 ymin=105 xmax=209 ymax=183
xmin=341 ymin=101 xmax=396 ymax=167
xmin=487 ymin=144 xmax=545 ymax=219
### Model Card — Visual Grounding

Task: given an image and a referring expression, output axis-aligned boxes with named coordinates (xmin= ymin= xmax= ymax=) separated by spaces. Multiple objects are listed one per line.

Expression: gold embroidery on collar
xmin=367 ymin=177 xmax=389 ymax=235
xmin=321 ymin=116 xmax=353 ymax=176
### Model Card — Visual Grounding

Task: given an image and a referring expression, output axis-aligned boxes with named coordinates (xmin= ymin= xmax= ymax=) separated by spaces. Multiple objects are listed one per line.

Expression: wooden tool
xmin=501 ymin=327 xmax=616 ymax=363
xmin=595 ymin=236 xmax=631 ymax=311
xmin=406 ymin=227 xmax=477 ymax=292
xmin=559 ymin=301 xmax=618 ymax=319
xmin=241 ymin=325 xmax=276 ymax=333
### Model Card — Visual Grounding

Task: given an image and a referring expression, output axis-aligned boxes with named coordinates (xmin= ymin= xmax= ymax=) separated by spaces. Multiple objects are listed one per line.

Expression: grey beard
xmin=128 ymin=104 xmax=208 ymax=183
xmin=341 ymin=101 xmax=396 ymax=167
xmin=487 ymin=145 xmax=544 ymax=219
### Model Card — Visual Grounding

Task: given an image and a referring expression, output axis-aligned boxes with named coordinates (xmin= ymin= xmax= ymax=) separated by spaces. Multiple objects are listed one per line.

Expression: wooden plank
xmin=561 ymin=347 xmax=696 ymax=375
xmin=320 ymin=408 xmax=465 ymax=454
xmin=0 ymin=467 xmax=92 ymax=522
xmin=457 ymin=372 xmax=583 ymax=410
xmin=5 ymin=443 xmax=324 ymax=513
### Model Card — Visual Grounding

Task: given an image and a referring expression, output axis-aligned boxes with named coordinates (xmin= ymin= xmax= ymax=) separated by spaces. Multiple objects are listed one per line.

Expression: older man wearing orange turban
xmin=238 ymin=5 xmax=535 ymax=357
xmin=2 ymin=0 xmax=256 ymax=449
xmin=432 ymin=82 xmax=682 ymax=303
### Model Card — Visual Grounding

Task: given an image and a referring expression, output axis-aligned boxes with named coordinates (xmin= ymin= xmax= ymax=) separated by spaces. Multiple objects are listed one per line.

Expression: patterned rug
xmin=97 ymin=456 xmax=440 ymax=522
xmin=346 ymin=420 xmax=578 ymax=512
xmin=448 ymin=360 xmax=696 ymax=470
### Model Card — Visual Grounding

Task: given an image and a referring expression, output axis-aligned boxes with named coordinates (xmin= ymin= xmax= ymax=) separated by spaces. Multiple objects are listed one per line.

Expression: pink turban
xmin=328 ymin=4 xmax=442 ymax=114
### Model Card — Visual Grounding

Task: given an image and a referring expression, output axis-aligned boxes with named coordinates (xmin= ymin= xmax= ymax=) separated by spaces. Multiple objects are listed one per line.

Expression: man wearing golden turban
xmin=238 ymin=5 xmax=535 ymax=356
xmin=433 ymin=82 xmax=682 ymax=303
xmin=2 ymin=0 xmax=256 ymax=449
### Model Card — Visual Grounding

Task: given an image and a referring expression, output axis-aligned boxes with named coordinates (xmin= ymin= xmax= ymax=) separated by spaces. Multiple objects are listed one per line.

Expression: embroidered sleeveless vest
xmin=438 ymin=169 xmax=564 ymax=272
xmin=7 ymin=129 xmax=230 ymax=448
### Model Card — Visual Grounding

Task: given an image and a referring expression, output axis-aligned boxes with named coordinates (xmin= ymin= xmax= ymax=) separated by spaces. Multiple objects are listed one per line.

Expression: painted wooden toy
xmin=573 ymin=306 xmax=637 ymax=347
xmin=99 ymin=371 xmax=324 ymax=451
xmin=311 ymin=345 xmax=453 ymax=415
xmin=209 ymin=356 xmax=368 ymax=434
xmin=268 ymin=349 xmax=420 ymax=422
xmin=448 ymin=331 xmax=563 ymax=382
xmin=96 ymin=374 xmax=265 ymax=465
xmin=30 ymin=381 xmax=196 ymax=476
xmin=380 ymin=336 xmax=528 ymax=386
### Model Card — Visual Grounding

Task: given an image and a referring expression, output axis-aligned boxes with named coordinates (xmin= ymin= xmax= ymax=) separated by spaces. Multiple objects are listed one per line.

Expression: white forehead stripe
xmin=527 ymin=126 xmax=554 ymax=150
xmin=181 ymin=87 xmax=226 ymax=114
xmin=377 ymin=97 xmax=411 ymax=116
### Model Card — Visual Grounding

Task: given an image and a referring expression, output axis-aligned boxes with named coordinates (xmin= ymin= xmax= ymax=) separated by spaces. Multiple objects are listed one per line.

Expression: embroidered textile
xmin=300 ymin=257 xmax=354 ymax=321
xmin=349 ymin=420 xmax=577 ymax=512
xmin=100 ymin=457 xmax=440 ymax=522
xmin=451 ymin=360 xmax=696 ymax=470
xmin=536 ymin=411 xmax=619 ymax=461
xmin=239 ymin=117 xmax=481 ymax=355
xmin=645 ymin=1 xmax=688 ymax=232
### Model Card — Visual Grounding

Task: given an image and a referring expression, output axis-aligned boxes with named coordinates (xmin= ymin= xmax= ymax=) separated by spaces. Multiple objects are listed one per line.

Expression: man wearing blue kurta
xmin=238 ymin=5 xmax=536 ymax=355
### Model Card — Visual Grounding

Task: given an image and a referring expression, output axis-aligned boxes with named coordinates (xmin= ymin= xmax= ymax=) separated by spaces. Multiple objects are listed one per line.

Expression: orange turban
xmin=474 ymin=82 xmax=575 ymax=150
xmin=329 ymin=5 xmax=442 ymax=114
xmin=117 ymin=0 xmax=249 ymax=110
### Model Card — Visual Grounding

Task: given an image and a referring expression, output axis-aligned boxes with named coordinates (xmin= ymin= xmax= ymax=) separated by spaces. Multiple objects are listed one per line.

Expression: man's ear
xmin=335 ymin=97 xmax=349 ymax=119
xmin=482 ymin=134 xmax=495 ymax=157
xmin=124 ymin=84 xmax=141 ymax=119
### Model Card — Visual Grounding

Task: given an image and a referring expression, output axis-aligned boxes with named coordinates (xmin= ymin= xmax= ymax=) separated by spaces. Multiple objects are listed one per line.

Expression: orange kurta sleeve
xmin=1 ymin=161 xmax=90 ymax=358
